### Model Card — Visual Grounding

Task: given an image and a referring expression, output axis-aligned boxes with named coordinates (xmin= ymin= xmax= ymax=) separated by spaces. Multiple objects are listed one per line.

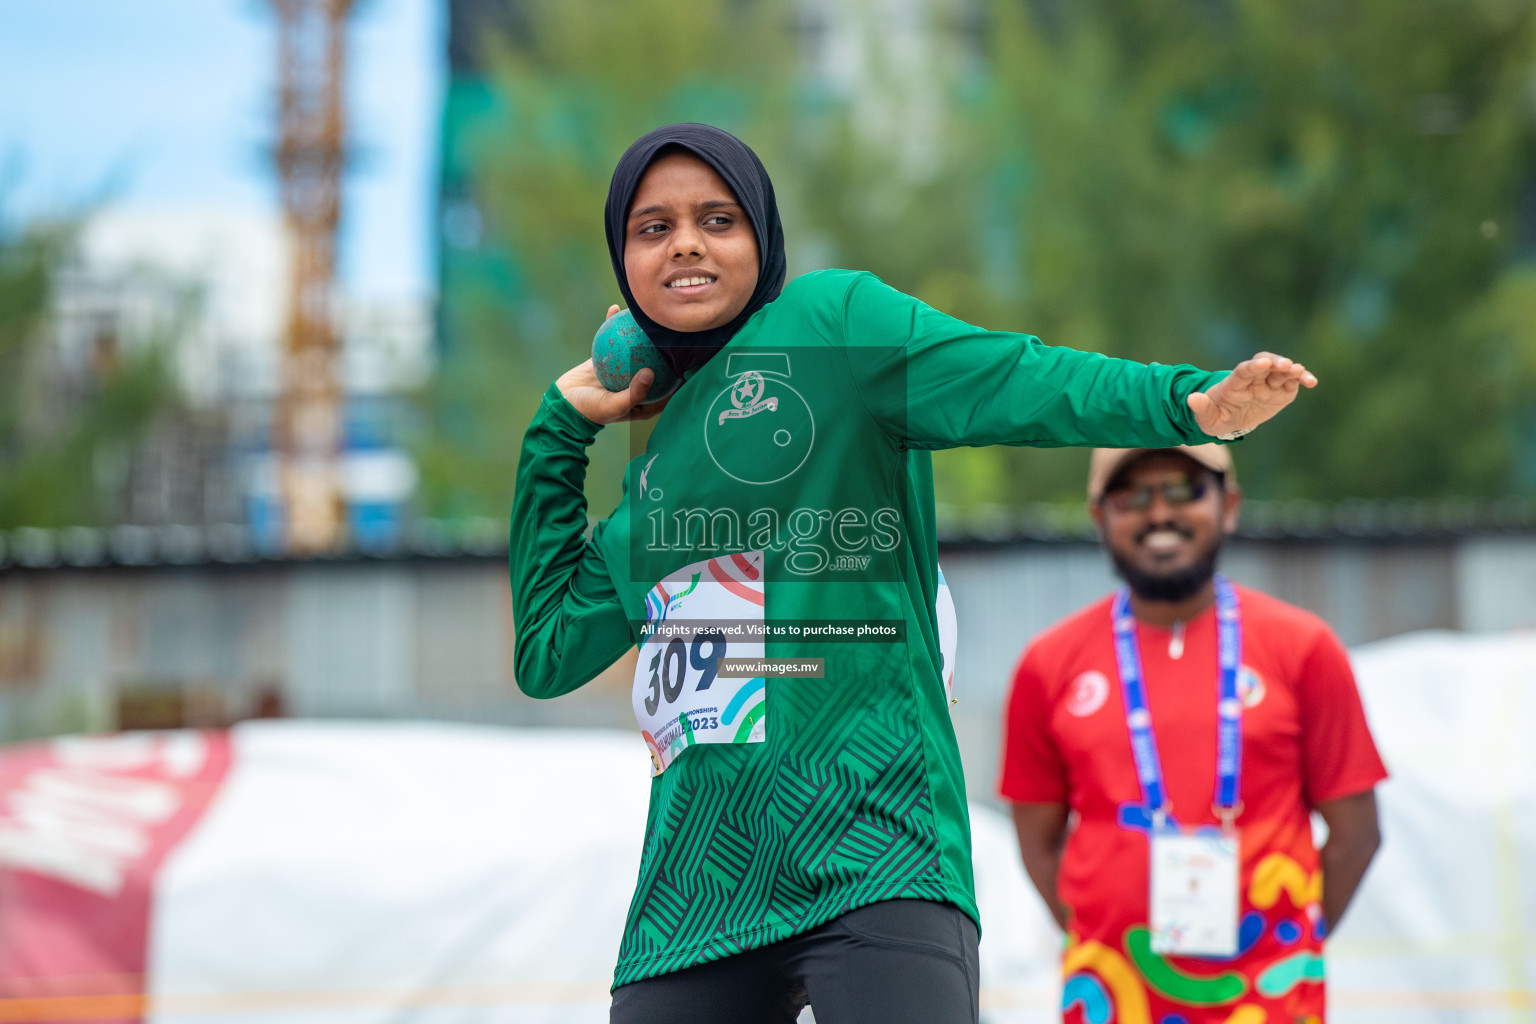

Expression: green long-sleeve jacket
xmin=510 ymin=269 xmax=1225 ymax=988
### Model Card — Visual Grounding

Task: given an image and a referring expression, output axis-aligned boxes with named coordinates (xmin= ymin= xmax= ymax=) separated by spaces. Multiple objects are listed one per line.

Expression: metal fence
xmin=3 ymin=520 xmax=1533 ymax=798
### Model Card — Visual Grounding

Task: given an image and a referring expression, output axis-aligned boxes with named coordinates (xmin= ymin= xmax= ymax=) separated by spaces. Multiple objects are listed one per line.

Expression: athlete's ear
xmin=1089 ymin=499 xmax=1107 ymax=540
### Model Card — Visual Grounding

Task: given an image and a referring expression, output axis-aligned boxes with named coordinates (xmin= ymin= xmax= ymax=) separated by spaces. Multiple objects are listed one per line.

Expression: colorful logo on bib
xmin=1065 ymin=670 xmax=1110 ymax=717
xmin=705 ymin=353 xmax=814 ymax=485
xmin=643 ymin=571 xmax=700 ymax=626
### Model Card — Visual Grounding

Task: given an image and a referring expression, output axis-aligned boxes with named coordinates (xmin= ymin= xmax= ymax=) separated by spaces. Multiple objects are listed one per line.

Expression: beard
xmin=1109 ymin=540 xmax=1221 ymax=603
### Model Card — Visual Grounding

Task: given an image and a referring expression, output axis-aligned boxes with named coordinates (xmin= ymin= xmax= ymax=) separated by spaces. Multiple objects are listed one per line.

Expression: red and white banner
xmin=0 ymin=731 xmax=231 ymax=1023
xmin=0 ymin=631 xmax=1531 ymax=1022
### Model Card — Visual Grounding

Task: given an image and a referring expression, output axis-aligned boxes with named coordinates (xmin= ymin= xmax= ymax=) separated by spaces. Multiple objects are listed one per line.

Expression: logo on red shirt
xmin=1239 ymin=665 xmax=1267 ymax=708
xmin=1065 ymin=670 xmax=1110 ymax=717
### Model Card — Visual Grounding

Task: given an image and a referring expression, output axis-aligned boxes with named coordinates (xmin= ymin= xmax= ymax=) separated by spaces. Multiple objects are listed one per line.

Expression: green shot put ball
xmin=591 ymin=308 xmax=680 ymax=403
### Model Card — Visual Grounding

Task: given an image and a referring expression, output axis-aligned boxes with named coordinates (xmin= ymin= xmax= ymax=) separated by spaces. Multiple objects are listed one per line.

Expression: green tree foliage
xmin=435 ymin=0 xmax=1536 ymax=517
xmin=419 ymin=0 xmax=798 ymax=519
xmin=978 ymin=0 xmax=1536 ymax=499
xmin=0 ymin=222 xmax=176 ymax=528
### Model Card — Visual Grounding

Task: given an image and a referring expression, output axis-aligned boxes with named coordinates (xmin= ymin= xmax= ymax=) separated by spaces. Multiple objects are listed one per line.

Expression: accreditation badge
xmin=633 ymin=551 xmax=767 ymax=775
xmin=1149 ymin=827 xmax=1240 ymax=956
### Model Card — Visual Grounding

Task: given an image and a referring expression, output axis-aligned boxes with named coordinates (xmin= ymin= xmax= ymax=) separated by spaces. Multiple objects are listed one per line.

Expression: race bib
xmin=633 ymin=551 xmax=767 ymax=775
xmin=1149 ymin=828 xmax=1240 ymax=956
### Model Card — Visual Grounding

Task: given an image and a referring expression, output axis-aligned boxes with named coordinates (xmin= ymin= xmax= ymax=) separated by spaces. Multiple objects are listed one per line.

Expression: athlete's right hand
xmin=556 ymin=305 xmax=672 ymax=425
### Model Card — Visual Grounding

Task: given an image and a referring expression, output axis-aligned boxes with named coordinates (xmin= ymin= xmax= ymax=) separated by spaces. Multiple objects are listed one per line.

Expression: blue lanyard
xmin=1111 ymin=574 xmax=1243 ymax=829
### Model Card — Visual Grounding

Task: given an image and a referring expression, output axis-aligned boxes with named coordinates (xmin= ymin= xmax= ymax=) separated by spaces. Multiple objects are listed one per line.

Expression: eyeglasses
xmin=1101 ymin=476 xmax=1211 ymax=512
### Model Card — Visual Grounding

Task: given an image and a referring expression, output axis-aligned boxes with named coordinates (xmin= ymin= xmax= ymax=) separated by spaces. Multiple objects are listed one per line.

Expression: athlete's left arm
xmin=1315 ymin=789 xmax=1382 ymax=933
xmin=839 ymin=273 xmax=1312 ymax=449
xmin=510 ymin=385 xmax=637 ymax=699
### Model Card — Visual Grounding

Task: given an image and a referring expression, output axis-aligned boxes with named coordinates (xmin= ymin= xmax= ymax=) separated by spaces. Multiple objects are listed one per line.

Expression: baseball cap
xmin=1087 ymin=445 xmax=1235 ymax=503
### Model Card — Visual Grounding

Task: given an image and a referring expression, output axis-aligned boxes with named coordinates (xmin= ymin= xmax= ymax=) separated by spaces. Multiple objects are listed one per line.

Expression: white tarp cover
xmin=0 ymin=631 xmax=1532 ymax=1022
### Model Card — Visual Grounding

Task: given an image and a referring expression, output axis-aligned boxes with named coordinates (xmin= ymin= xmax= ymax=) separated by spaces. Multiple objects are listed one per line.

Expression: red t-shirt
xmin=998 ymin=584 xmax=1387 ymax=1024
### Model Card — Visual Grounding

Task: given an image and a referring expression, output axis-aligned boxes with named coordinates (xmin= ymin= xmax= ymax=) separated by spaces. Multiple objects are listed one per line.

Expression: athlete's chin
xmin=659 ymin=314 xmax=724 ymax=332
xmin=652 ymin=304 xmax=742 ymax=333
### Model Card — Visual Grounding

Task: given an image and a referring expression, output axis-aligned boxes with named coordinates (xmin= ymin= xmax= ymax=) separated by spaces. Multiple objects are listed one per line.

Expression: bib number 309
xmin=633 ymin=551 xmax=767 ymax=775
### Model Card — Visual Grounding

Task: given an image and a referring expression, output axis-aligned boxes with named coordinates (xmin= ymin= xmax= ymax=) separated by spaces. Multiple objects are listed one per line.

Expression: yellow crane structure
xmin=270 ymin=0 xmax=353 ymax=553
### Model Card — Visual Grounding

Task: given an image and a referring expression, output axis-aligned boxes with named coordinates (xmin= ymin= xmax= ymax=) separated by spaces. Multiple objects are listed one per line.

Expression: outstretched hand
xmin=1189 ymin=352 xmax=1317 ymax=439
xmin=556 ymin=305 xmax=673 ymax=425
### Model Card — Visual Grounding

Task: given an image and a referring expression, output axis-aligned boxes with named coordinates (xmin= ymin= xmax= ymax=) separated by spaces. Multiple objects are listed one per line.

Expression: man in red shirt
xmin=998 ymin=445 xmax=1387 ymax=1024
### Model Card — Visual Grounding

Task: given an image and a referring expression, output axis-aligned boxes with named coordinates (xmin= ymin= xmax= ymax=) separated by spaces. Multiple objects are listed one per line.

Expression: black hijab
xmin=604 ymin=123 xmax=787 ymax=375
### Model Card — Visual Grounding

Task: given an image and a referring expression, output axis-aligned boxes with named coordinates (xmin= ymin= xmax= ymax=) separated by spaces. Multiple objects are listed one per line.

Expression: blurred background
xmin=2 ymin=0 xmax=1535 ymax=739
xmin=1 ymin=0 xmax=1535 ymax=1020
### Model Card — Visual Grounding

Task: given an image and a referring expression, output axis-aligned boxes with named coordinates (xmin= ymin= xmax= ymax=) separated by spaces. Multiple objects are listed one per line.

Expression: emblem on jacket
xmin=719 ymin=371 xmax=779 ymax=423
xmin=705 ymin=353 xmax=815 ymax=485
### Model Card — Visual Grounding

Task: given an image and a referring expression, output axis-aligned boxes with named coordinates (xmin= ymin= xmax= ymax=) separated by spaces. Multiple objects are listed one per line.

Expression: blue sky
xmin=0 ymin=0 xmax=444 ymax=301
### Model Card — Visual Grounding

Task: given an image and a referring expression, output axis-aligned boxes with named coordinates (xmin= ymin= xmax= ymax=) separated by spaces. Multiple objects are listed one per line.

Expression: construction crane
xmin=270 ymin=0 xmax=353 ymax=553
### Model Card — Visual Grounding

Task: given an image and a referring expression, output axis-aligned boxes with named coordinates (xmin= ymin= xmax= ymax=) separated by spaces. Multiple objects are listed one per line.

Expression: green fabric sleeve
xmin=839 ymin=272 xmax=1228 ymax=450
xmin=509 ymin=384 xmax=634 ymax=699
